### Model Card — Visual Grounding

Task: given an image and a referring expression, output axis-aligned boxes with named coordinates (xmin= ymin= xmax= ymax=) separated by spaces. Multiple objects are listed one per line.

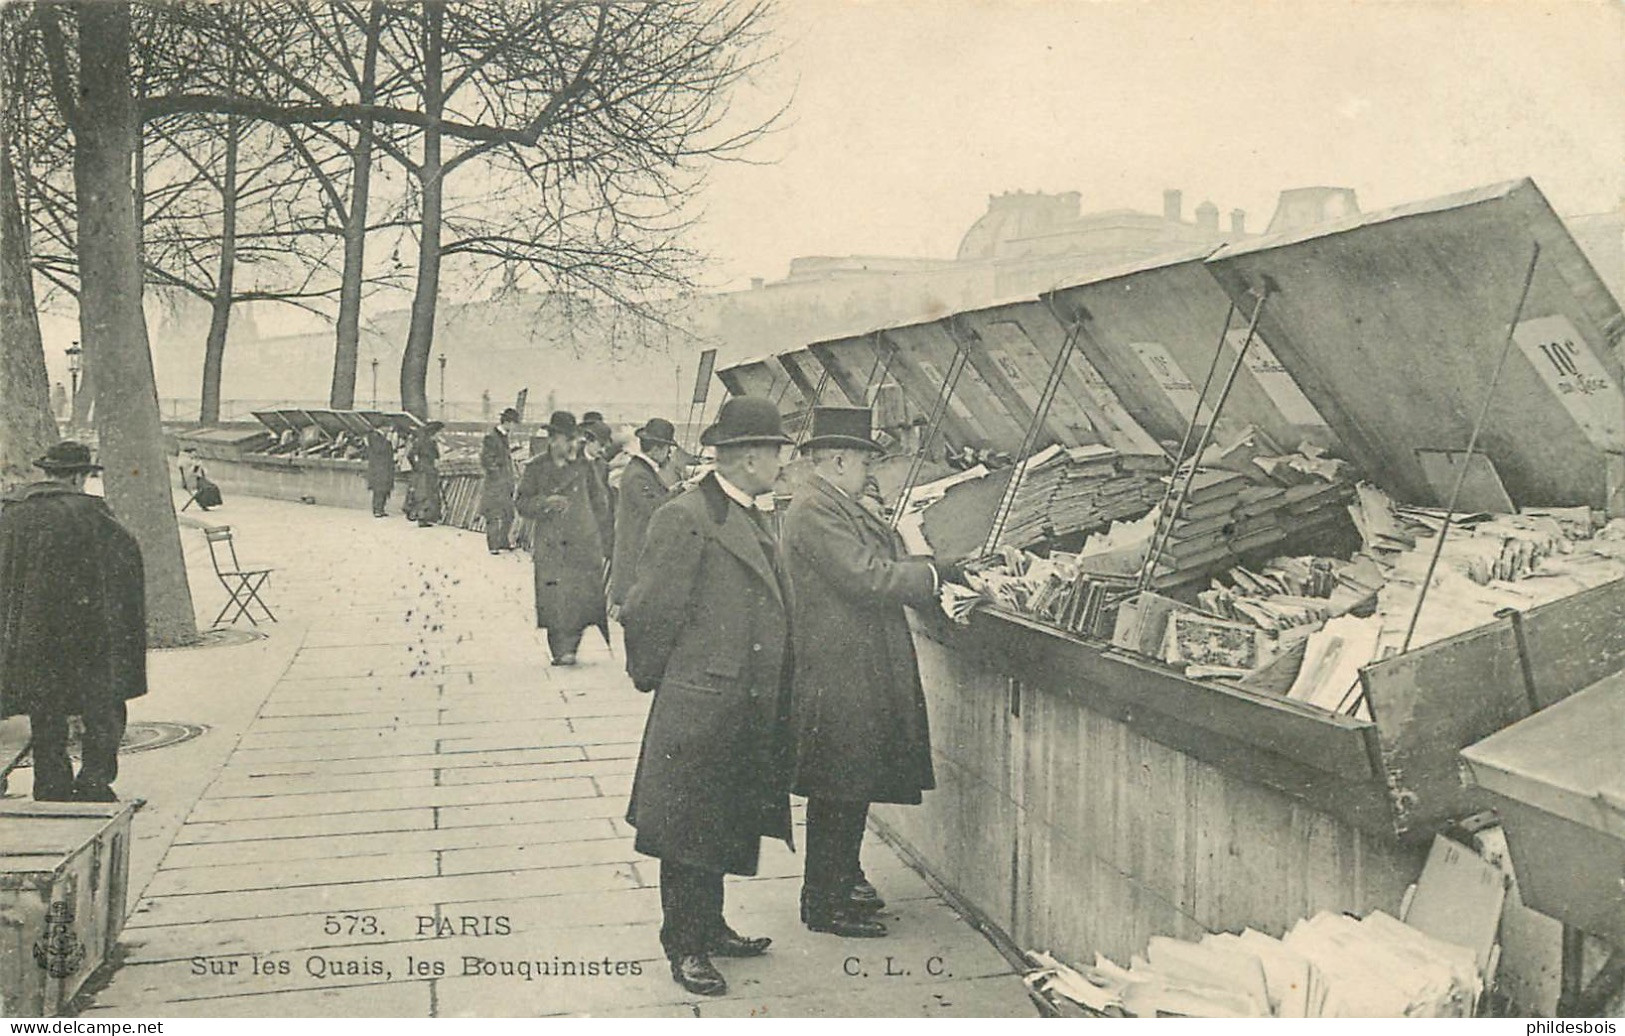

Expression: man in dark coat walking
xmin=479 ymin=408 xmax=523 ymax=553
xmin=623 ymin=396 xmax=794 ymax=997
xmin=515 ymin=412 xmax=612 ymax=665
xmin=365 ymin=428 xmax=396 ymax=517
xmin=782 ymin=406 xmax=954 ymax=938
xmin=607 ymin=417 xmax=678 ymax=613
xmin=0 ymin=441 xmax=147 ymax=802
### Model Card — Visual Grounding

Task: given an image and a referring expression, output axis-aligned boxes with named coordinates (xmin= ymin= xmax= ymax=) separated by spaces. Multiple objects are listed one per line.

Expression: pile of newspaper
xmin=1024 ymin=910 xmax=1481 ymax=1018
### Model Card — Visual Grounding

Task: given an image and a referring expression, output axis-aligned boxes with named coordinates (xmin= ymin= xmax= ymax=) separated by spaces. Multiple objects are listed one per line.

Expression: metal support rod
xmin=863 ymin=331 xmax=898 ymax=404
xmin=981 ymin=315 xmax=1087 ymax=555
xmin=1400 ymin=242 xmax=1541 ymax=654
xmin=1138 ymin=302 xmax=1236 ymax=556
xmin=890 ymin=345 xmax=970 ymax=529
xmin=1137 ymin=292 xmax=1268 ymax=591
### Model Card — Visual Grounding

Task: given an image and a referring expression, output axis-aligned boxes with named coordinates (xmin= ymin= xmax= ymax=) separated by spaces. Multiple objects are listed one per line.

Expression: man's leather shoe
xmin=710 ymin=931 xmax=771 ymax=957
xmin=801 ymin=903 xmax=888 ymax=938
xmin=670 ymin=954 xmax=727 ymax=996
xmin=847 ymin=879 xmax=885 ymax=913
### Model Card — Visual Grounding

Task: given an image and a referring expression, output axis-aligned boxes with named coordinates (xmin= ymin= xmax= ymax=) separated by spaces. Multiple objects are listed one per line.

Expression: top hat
xmin=700 ymin=396 xmax=791 ymax=448
xmin=635 ymin=417 xmax=678 ymax=447
xmin=546 ymin=411 xmax=578 ymax=437
xmin=35 ymin=440 xmax=102 ymax=473
xmin=799 ymin=406 xmax=883 ymax=454
xmin=499 ymin=407 xmax=521 ymax=424
xmin=582 ymin=411 xmax=605 ymax=424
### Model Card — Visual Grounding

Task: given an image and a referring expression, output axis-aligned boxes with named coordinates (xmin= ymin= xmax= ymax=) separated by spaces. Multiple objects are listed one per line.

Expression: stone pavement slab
xmin=69 ymin=493 xmax=1033 ymax=1018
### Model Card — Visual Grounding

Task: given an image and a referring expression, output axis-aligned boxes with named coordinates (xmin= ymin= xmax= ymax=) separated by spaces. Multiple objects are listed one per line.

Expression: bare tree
xmin=0 ymin=6 xmax=57 ymax=490
xmin=38 ymin=0 xmax=198 ymax=645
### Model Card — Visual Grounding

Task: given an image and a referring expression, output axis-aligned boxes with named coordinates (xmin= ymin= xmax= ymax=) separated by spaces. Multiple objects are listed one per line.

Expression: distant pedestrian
xmin=480 ymin=408 xmax=523 ymax=553
xmin=407 ymin=421 xmax=444 ymax=528
xmin=622 ymin=396 xmax=794 ymax=997
xmin=0 ymin=441 xmax=147 ymax=802
xmin=365 ymin=428 xmax=396 ymax=517
xmin=515 ymin=412 xmax=612 ymax=666
xmin=607 ymin=417 xmax=678 ymax=614
xmin=782 ymin=406 xmax=958 ymax=939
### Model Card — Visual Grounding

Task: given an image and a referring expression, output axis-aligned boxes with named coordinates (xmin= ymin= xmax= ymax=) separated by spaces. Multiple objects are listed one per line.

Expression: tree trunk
xmin=400 ymin=0 xmax=443 ymax=420
xmin=0 ymin=127 xmax=58 ymax=492
xmin=199 ymin=110 xmax=238 ymax=426
xmin=328 ymin=0 xmax=383 ymax=410
xmin=73 ymin=0 xmax=197 ymax=645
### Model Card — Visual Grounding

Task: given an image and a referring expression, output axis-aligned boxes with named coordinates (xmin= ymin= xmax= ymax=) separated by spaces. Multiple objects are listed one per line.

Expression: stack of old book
xmin=963 ymin=548 xmax=1137 ymax=638
xmin=994 ymin=445 xmax=1169 ymax=551
xmin=1029 ymin=911 xmax=1480 ymax=1018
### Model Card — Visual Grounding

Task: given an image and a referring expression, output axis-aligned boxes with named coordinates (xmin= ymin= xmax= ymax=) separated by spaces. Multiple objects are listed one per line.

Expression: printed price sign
xmin=1128 ymin=341 xmax=1210 ymax=422
xmin=1224 ymin=329 xmax=1328 ymax=428
xmin=1513 ymin=315 xmax=1625 ymax=450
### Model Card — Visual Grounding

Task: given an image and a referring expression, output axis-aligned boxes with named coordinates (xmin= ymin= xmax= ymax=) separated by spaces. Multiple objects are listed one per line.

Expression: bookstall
xmin=719 ymin=178 xmax=1625 ymax=1014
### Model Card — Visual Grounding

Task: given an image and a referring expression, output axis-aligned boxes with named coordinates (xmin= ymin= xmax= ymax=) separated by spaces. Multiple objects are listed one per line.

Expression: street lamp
xmin=370 ymin=358 xmax=379 ymax=409
xmin=65 ymin=343 xmax=82 ymax=430
xmin=438 ymin=355 xmax=447 ymax=420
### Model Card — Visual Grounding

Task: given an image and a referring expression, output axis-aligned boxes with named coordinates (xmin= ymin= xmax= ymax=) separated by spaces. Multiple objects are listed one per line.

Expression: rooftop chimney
xmin=1230 ymin=209 xmax=1246 ymax=234
xmin=1195 ymin=200 xmax=1219 ymax=233
xmin=1163 ymin=189 xmax=1182 ymax=224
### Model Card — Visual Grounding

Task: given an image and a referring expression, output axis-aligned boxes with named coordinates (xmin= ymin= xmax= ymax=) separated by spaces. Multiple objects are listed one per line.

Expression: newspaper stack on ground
xmin=1024 ymin=909 xmax=1480 ymax=1018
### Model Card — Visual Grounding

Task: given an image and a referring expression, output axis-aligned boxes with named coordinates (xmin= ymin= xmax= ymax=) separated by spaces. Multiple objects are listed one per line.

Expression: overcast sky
xmin=688 ymin=0 xmax=1625 ymax=289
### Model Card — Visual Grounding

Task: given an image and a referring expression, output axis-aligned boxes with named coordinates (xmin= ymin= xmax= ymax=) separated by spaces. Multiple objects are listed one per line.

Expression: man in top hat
xmin=0 ymin=442 xmax=147 ymax=801
xmin=622 ymin=396 xmax=795 ymax=997
xmin=781 ymin=406 xmax=961 ymax=939
xmin=607 ymin=417 xmax=679 ymax=615
xmin=516 ymin=411 xmax=613 ymax=665
xmin=480 ymin=408 xmax=524 ymax=553
xmin=407 ymin=421 xmax=445 ymax=527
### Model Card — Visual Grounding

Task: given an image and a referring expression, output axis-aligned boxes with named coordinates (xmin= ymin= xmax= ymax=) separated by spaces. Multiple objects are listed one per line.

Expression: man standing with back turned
xmin=623 ymin=396 xmax=794 ymax=997
xmin=782 ymin=406 xmax=954 ymax=939
xmin=479 ymin=407 xmax=522 ymax=553
xmin=0 ymin=441 xmax=147 ymax=802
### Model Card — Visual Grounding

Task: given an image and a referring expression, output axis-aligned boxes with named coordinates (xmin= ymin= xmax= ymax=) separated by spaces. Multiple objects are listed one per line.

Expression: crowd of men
xmin=0 ymin=397 xmax=967 ymax=1001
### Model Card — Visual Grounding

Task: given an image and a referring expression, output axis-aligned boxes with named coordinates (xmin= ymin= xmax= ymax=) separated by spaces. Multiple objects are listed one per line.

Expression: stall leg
xmin=1558 ymin=926 xmax=1625 ymax=1017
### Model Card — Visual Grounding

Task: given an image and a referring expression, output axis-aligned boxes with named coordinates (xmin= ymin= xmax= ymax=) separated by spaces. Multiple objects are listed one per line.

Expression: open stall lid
xmin=715 ymin=355 xmax=804 ymax=410
xmin=1044 ymin=249 xmax=1338 ymax=455
xmin=811 ymin=331 xmax=978 ymax=450
xmin=1205 ymin=178 xmax=1625 ymax=511
xmin=776 ymin=349 xmax=835 ymax=407
xmin=955 ymin=297 xmax=1165 ymax=458
xmin=306 ymin=410 xmax=351 ymax=439
xmin=251 ymin=410 xmax=298 ymax=436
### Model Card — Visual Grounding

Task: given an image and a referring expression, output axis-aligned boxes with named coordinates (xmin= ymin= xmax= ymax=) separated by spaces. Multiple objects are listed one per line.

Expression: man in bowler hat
xmin=0 ymin=442 xmax=147 ymax=801
xmin=782 ymin=406 xmax=959 ymax=938
xmin=480 ymin=407 xmax=523 ymax=553
xmin=607 ymin=417 xmax=679 ymax=615
xmin=516 ymin=411 xmax=612 ymax=665
xmin=622 ymin=396 xmax=794 ymax=996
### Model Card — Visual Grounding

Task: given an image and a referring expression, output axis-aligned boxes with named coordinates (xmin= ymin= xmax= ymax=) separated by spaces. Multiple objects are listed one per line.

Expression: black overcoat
xmin=478 ymin=428 xmax=518 ymax=518
xmin=408 ymin=437 xmax=441 ymax=523
xmin=623 ymin=474 xmax=793 ymax=875
xmin=364 ymin=432 xmax=395 ymax=493
xmin=515 ymin=455 xmax=611 ymax=638
xmin=782 ymin=474 xmax=937 ymax=804
xmin=607 ymin=454 xmax=671 ymax=607
xmin=0 ymin=482 xmax=147 ymax=718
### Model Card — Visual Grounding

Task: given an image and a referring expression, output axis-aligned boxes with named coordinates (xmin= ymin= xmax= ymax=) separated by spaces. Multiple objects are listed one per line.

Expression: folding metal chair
xmin=203 ymin=526 xmax=276 ymax=626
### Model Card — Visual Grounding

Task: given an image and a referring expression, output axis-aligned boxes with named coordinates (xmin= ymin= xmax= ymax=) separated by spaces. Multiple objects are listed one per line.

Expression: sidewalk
xmin=68 ymin=495 xmax=1035 ymax=1018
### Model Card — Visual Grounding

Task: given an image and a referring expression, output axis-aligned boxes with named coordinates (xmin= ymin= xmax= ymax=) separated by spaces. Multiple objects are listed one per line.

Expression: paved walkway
xmin=69 ymin=494 xmax=1034 ymax=1018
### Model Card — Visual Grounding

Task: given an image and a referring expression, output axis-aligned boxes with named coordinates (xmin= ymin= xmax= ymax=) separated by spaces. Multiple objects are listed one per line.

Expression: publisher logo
xmin=33 ymin=901 xmax=86 ymax=978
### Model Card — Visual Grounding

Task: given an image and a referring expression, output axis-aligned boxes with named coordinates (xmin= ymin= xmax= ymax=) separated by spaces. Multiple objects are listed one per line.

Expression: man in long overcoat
xmin=607 ymin=417 xmax=678 ymax=612
xmin=0 ymin=441 xmax=147 ymax=802
xmin=479 ymin=408 xmax=522 ymax=553
xmin=623 ymin=396 xmax=794 ymax=997
xmin=365 ymin=429 xmax=396 ymax=516
xmin=516 ymin=411 xmax=612 ymax=665
xmin=782 ymin=406 xmax=953 ymax=938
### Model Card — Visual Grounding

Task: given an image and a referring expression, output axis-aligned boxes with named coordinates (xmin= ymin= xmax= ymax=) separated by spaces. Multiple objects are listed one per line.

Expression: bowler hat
xmin=582 ymin=418 xmax=613 ymax=444
xmin=547 ymin=411 xmax=578 ymax=437
xmin=34 ymin=440 xmax=102 ymax=473
xmin=582 ymin=411 xmax=605 ymax=425
xmin=799 ymin=406 xmax=883 ymax=454
xmin=635 ymin=417 xmax=678 ymax=447
xmin=499 ymin=407 xmax=521 ymax=423
xmin=700 ymin=396 xmax=791 ymax=448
